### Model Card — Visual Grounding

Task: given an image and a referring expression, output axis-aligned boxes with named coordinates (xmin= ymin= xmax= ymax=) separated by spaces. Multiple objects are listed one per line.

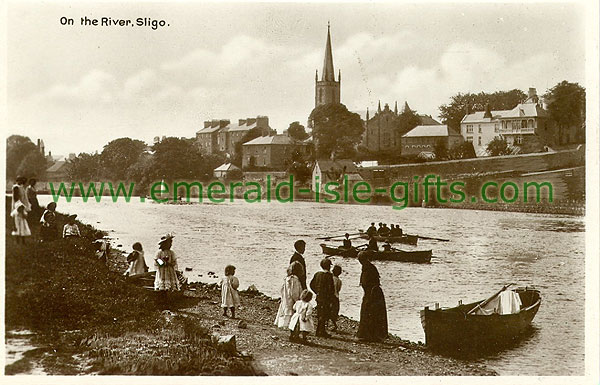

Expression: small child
xmin=330 ymin=265 xmax=343 ymax=331
xmin=288 ymin=289 xmax=314 ymax=343
xmin=63 ymin=214 xmax=81 ymax=239
xmin=124 ymin=242 xmax=148 ymax=276
xmin=11 ymin=202 xmax=31 ymax=244
xmin=220 ymin=265 xmax=241 ymax=318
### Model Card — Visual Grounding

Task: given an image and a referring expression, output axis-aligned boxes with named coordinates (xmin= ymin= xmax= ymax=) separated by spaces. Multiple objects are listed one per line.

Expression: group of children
xmin=216 ymin=258 xmax=343 ymax=344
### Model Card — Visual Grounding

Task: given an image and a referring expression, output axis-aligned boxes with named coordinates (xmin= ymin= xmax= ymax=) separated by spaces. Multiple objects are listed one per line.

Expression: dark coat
xmin=290 ymin=251 xmax=307 ymax=289
xmin=357 ymin=261 xmax=388 ymax=341
xmin=310 ymin=271 xmax=335 ymax=320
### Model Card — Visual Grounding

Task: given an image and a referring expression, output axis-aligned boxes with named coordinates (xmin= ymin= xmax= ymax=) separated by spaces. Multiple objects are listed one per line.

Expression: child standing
xmin=124 ymin=242 xmax=148 ymax=276
xmin=11 ymin=202 xmax=31 ymax=244
xmin=330 ymin=265 xmax=343 ymax=331
xmin=288 ymin=290 xmax=314 ymax=343
xmin=220 ymin=265 xmax=241 ymax=318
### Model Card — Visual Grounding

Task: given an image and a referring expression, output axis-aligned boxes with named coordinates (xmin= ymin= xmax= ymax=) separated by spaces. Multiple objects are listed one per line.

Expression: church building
xmin=315 ymin=23 xmax=341 ymax=108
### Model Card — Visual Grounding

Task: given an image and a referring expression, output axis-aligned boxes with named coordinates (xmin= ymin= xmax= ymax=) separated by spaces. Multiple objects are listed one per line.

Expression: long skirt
xmin=357 ymin=286 xmax=388 ymax=341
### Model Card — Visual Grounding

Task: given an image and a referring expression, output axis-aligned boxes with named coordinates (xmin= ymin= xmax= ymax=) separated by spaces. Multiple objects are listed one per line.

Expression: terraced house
xmin=196 ymin=116 xmax=273 ymax=156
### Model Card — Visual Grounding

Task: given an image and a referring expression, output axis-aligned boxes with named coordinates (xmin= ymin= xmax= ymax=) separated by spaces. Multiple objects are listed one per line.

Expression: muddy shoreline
xmin=4 ymin=204 xmax=495 ymax=375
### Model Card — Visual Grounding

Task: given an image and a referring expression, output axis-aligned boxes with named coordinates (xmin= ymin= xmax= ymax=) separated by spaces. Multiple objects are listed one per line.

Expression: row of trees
xmin=6 ymin=135 xmax=48 ymax=180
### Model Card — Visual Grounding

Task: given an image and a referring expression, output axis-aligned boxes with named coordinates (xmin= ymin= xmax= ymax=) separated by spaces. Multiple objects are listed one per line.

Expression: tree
xmin=395 ymin=107 xmax=421 ymax=136
xmin=6 ymin=135 xmax=39 ymax=180
xmin=151 ymin=137 xmax=208 ymax=181
xmin=448 ymin=141 xmax=476 ymax=160
xmin=66 ymin=153 xmax=103 ymax=180
xmin=100 ymin=138 xmax=147 ymax=180
xmin=286 ymin=149 xmax=312 ymax=184
xmin=287 ymin=121 xmax=309 ymax=141
xmin=439 ymin=89 xmax=527 ymax=130
xmin=486 ymin=137 xmax=512 ymax=156
xmin=543 ymin=81 xmax=586 ymax=144
xmin=309 ymin=103 xmax=363 ymax=159
xmin=433 ymin=139 xmax=448 ymax=160
xmin=16 ymin=151 xmax=48 ymax=180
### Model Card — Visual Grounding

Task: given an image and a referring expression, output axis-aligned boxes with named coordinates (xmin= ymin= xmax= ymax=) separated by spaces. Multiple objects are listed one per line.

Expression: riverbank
xmin=4 ymin=203 xmax=495 ymax=375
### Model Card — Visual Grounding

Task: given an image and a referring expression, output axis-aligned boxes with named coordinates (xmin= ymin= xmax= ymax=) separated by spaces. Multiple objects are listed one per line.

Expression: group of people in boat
xmin=274 ymin=239 xmax=388 ymax=343
xmin=366 ymin=222 xmax=404 ymax=238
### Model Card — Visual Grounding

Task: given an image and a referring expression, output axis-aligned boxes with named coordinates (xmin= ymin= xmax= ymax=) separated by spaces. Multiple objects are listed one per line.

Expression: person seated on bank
xmin=368 ymin=235 xmax=378 ymax=251
xmin=366 ymin=222 xmax=377 ymax=237
xmin=40 ymin=202 xmax=58 ymax=242
xmin=63 ymin=214 xmax=81 ymax=239
xmin=342 ymin=233 xmax=352 ymax=249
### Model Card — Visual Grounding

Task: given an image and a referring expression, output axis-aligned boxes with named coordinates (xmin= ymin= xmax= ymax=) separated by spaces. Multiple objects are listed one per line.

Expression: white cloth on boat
xmin=474 ymin=290 xmax=522 ymax=315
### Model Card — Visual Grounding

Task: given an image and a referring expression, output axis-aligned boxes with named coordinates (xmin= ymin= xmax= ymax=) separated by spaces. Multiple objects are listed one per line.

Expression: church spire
xmin=321 ymin=22 xmax=335 ymax=81
xmin=394 ymin=101 xmax=398 ymax=115
xmin=402 ymin=101 xmax=411 ymax=113
xmin=378 ymin=100 xmax=382 ymax=113
xmin=366 ymin=107 xmax=369 ymax=121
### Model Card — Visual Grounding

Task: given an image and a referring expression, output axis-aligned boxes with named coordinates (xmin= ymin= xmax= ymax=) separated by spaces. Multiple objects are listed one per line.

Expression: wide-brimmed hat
xmin=158 ymin=233 xmax=174 ymax=245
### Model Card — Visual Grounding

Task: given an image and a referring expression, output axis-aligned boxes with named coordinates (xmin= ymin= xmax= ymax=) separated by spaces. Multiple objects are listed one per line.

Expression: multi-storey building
xmin=196 ymin=116 xmax=273 ymax=155
xmin=400 ymin=125 xmax=463 ymax=157
xmin=242 ymin=134 xmax=311 ymax=170
xmin=460 ymin=88 xmax=551 ymax=156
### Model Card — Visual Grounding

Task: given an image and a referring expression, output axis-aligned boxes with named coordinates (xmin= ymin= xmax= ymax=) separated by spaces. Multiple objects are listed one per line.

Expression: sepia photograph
xmin=2 ymin=0 xmax=599 ymax=382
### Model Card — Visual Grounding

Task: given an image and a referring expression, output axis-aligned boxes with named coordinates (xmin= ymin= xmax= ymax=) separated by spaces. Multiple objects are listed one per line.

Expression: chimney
xmin=154 ymin=136 xmax=160 ymax=144
xmin=483 ymin=103 xmax=492 ymax=119
xmin=528 ymin=87 xmax=537 ymax=98
xmin=256 ymin=116 xmax=269 ymax=129
xmin=204 ymin=121 xmax=211 ymax=128
xmin=68 ymin=153 xmax=76 ymax=160
xmin=246 ymin=118 xmax=257 ymax=126
xmin=219 ymin=119 xmax=230 ymax=128
xmin=211 ymin=119 xmax=219 ymax=128
xmin=239 ymin=119 xmax=246 ymax=126
xmin=465 ymin=105 xmax=471 ymax=115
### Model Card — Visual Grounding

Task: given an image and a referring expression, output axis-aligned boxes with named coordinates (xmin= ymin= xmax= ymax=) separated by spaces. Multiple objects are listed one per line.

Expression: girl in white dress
xmin=125 ymin=242 xmax=148 ymax=276
xmin=288 ymin=290 xmax=314 ymax=343
xmin=220 ymin=265 xmax=241 ymax=318
xmin=154 ymin=234 xmax=180 ymax=292
xmin=274 ymin=261 xmax=303 ymax=328
xmin=11 ymin=202 xmax=31 ymax=244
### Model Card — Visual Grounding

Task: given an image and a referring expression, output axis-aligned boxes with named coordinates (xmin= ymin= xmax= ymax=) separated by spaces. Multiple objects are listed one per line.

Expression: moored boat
xmin=420 ymin=286 xmax=541 ymax=352
xmin=319 ymin=243 xmax=432 ymax=263
xmin=358 ymin=230 xmax=418 ymax=245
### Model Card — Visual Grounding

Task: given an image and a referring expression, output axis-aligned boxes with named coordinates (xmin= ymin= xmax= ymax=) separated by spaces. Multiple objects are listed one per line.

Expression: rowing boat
xmin=420 ymin=287 xmax=541 ymax=352
xmin=357 ymin=230 xmax=418 ymax=245
xmin=319 ymin=243 xmax=432 ymax=263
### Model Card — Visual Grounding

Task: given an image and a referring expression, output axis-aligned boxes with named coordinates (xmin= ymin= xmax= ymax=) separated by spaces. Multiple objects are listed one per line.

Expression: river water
xmin=38 ymin=196 xmax=585 ymax=375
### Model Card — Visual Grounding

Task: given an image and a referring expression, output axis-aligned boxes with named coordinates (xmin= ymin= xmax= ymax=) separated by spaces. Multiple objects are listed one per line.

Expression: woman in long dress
xmin=274 ymin=261 xmax=303 ymax=328
xmin=11 ymin=201 xmax=31 ymax=244
xmin=356 ymin=251 xmax=388 ymax=342
xmin=154 ymin=234 xmax=180 ymax=292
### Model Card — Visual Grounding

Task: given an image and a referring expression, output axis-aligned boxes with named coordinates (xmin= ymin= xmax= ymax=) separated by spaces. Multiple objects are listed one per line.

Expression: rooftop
xmin=243 ymin=135 xmax=309 ymax=146
xmin=402 ymin=125 xmax=459 ymax=138
xmin=462 ymin=102 xmax=548 ymax=123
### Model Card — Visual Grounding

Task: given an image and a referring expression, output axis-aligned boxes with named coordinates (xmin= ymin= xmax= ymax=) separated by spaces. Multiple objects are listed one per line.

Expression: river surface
xmin=38 ymin=196 xmax=585 ymax=375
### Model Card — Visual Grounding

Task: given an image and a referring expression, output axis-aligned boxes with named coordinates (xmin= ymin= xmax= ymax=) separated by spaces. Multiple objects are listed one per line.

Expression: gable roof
xmin=46 ymin=160 xmax=67 ymax=173
xmin=315 ymin=159 xmax=358 ymax=174
xmin=243 ymin=135 xmax=308 ymax=146
xmin=462 ymin=102 xmax=548 ymax=123
xmin=418 ymin=114 xmax=442 ymax=125
xmin=402 ymin=125 xmax=459 ymax=138
xmin=214 ymin=163 xmax=240 ymax=172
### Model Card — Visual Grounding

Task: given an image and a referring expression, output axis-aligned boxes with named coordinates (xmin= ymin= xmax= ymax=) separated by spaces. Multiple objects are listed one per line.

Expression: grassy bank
xmin=5 ymin=200 xmax=495 ymax=376
xmin=4 ymin=200 xmax=259 ymax=375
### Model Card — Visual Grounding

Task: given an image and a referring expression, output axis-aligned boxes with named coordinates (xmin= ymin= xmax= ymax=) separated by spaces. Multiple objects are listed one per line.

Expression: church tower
xmin=315 ymin=23 xmax=341 ymax=108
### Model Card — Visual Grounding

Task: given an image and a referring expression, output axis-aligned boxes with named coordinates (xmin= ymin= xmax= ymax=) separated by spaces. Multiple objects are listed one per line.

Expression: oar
xmin=316 ymin=232 xmax=361 ymax=240
xmin=407 ymin=234 xmax=450 ymax=242
xmin=467 ymin=283 xmax=515 ymax=315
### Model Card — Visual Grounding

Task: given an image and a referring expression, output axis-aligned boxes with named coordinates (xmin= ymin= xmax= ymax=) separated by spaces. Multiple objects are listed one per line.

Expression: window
xmin=478 ymin=137 xmax=482 ymax=146
xmin=528 ymin=119 xmax=534 ymax=128
xmin=478 ymin=124 xmax=482 ymax=133
xmin=516 ymin=136 xmax=523 ymax=145
xmin=521 ymin=120 xmax=527 ymax=129
xmin=466 ymin=124 xmax=473 ymax=133
xmin=466 ymin=136 xmax=473 ymax=142
xmin=494 ymin=123 xmax=499 ymax=133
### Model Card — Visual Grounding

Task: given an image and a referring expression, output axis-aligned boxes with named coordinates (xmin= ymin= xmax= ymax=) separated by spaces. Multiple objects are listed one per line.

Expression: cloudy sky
xmin=6 ymin=1 xmax=586 ymax=156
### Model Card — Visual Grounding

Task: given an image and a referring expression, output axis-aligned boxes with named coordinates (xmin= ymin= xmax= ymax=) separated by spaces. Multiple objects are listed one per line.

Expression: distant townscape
xmin=7 ymin=24 xmax=585 ymax=212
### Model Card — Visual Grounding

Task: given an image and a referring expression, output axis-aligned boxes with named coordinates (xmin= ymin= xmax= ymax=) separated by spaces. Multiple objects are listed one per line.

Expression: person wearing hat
xmin=342 ymin=233 xmax=352 ymax=249
xmin=63 ymin=214 xmax=81 ymax=239
xmin=356 ymin=251 xmax=388 ymax=342
xmin=40 ymin=202 xmax=58 ymax=242
xmin=154 ymin=234 xmax=180 ymax=306
xmin=366 ymin=222 xmax=377 ymax=237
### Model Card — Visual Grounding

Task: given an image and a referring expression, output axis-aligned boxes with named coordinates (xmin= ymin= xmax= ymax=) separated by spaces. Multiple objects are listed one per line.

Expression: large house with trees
xmin=460 ymin=88 xmax=553 ymax=156
xmin=196 ymin=116 xmax=273 ymax=156
xmin=242 ymin=134 xmax=311 ymax=170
